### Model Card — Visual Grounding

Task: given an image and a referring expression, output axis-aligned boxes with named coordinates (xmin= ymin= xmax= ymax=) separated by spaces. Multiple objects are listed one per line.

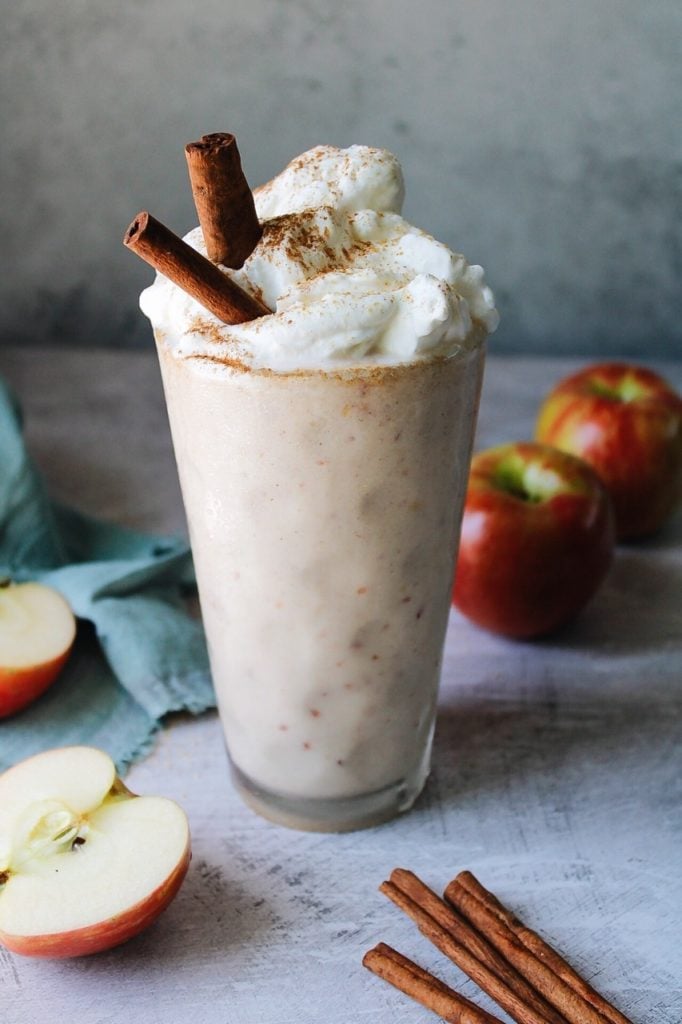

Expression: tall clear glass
xmin=156 ymin=333 xmax=485 ymax=831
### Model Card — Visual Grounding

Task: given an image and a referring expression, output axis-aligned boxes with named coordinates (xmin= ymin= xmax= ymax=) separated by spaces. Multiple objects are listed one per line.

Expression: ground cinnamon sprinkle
xmin=190 ymin=352 xmax=252 ymax=373
xmin=176 ymin=335 xmax=484 ymax=386
xmin=186 ymin=316 xmax=230 ymax=344
xmin=258 ymin=212 xmax=375 ymax=269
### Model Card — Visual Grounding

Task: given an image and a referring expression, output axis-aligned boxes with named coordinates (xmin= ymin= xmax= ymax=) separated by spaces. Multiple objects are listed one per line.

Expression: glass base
xmin=229 ymin=760 xmax=430 ymax=833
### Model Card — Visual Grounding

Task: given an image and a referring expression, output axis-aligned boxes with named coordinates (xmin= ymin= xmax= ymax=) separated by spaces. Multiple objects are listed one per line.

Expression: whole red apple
xmin=452 ymin=442 xmax=615 ymax=639
xmin=535 ymin=362 xmax=682 ymax=540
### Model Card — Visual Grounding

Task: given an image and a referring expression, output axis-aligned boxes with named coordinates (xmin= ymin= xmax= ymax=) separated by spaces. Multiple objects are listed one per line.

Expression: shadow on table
xmin=417 ymin=520 xmax=681 ymax=821
xmin=543 ymin=539 xmax=682 ymax=657
xmin=47 ymin=849 xmax=274 ymax=980
xmin=415 ymin=669 xmax=680 ymax=833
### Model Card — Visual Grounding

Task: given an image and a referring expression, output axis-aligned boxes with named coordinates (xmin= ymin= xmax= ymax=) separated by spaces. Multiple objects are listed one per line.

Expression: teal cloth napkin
xmin=0 ymin=378 xmax=214 ymax=775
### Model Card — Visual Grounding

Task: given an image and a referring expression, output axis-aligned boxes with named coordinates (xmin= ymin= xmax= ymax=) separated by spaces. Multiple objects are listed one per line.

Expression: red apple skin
xmin=0 ymin=648 xmax=74 ymax=719
xmin=535 ymin=362 xmax=682 ymax=540
xmin=0 ymin=839 xmax=191 ymax=958
xmin=452 ymin=442 xmax=615 ymax=639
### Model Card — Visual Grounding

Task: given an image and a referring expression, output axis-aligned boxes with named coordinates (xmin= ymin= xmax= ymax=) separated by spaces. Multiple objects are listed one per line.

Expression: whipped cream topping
xmin=140 ymin=145 xmax=498 ymax=370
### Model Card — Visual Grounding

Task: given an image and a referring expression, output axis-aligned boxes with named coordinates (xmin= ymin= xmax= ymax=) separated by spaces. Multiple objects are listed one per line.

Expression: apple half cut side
xmin=0 ymin=746 xmax=191 ymax=957
xmin=0 ymin=580 xmax=77 ymax=718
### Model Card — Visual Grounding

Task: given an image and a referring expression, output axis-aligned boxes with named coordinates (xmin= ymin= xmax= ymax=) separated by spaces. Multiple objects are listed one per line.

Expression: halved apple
xmin=0 ymin=580 xmax=77 ymax=718
xmin=0 ymin=746 xmax=191 ymax=957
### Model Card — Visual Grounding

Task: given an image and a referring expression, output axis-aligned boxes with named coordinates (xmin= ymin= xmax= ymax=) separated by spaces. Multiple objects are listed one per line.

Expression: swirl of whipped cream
xmin=140 ymin=145 xmax=498 ymax=370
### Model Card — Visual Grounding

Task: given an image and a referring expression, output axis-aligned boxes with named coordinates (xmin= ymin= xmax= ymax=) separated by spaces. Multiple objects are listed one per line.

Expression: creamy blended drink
xmin=138 ymin=144 xmax=498 ymax=830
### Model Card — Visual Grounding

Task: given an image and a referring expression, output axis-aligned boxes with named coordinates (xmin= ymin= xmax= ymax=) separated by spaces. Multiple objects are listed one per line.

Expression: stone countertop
xmin=1 ymin=348 xmax=680 ymax=1024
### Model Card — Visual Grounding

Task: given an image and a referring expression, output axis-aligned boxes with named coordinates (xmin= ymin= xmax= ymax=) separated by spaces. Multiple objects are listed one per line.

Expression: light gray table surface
xmin=1 ymin=348 xmax=680 ymax=1024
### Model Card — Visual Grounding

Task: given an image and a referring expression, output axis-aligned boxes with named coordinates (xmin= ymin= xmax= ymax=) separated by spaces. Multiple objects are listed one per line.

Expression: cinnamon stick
xmin=123 ymin=211 xmax=269 ymax=325
xmin=185 ymin=132 xmax=262 ymax=267
xmin=445 ymin=873 xmax=633 ymax=1024
xmin=380 ymin=877 xmax=567 ymax=1024
xmin=363 ymin=943 xmax=505 ymax=1024
xmin=390 ymin=870 xmax=567 ymax=1024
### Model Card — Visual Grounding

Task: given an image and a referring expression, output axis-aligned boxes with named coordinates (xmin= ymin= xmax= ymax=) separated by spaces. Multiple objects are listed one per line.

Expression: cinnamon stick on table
xmin=363 ymin=943 xmax=505 ymax=1024
xmin=123 ymin=211 xmax=269 ymax=326
xmin=185 ymin=132 xmax=263 ymax=267
xmin=445 ymin=872 xmax=633 ymax=1024
xmin=381 ymin=872 xmax=567 ymax=1024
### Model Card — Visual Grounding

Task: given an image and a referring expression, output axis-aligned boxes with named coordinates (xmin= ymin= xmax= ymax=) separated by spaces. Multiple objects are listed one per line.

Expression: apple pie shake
xmin=140 ymin=145 xmax=498 ymax=830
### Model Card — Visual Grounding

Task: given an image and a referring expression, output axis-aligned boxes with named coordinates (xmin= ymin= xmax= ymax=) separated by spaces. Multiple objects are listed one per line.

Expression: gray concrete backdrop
xmin=2 ymin=0 xmax=680 ymax=356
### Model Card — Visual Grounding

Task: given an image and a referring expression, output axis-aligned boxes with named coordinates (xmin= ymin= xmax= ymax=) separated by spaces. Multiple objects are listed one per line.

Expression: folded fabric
xmin=0 ymin=377 xmax=214 ymax=775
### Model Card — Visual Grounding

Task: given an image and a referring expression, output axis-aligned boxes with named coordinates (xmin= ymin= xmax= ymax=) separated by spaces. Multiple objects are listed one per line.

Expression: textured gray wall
xmin=2 ymin=0 xmax=680 ymax=356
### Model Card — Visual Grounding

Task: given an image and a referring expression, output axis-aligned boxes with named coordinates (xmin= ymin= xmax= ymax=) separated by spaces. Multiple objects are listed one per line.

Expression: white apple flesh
xmin=0 ymin=747 xmax=190 ymax=957
xmin=0 ymin=580 xmax=77 ymax=717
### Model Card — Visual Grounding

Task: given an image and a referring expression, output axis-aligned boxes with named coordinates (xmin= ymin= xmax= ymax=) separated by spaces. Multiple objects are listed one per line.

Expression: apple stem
xmin=106 ymin=777 xmax=135 ymax=801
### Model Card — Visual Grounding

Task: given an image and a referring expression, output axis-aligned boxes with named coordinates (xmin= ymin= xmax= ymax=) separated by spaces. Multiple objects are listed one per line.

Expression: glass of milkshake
xmin=137 ymin=144 xmax=498 ymax=831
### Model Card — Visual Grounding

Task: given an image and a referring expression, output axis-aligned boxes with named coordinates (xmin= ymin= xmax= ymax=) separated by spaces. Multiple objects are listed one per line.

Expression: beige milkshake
xmin=140 ymin=144 xmax=497 ymax=830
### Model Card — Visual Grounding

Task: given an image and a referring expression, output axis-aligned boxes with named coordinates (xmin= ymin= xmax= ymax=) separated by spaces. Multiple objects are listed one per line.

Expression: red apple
xmin=452 ymin=442 xmax=615 ymax=638
xmin=0 ymin=580 xmax=77 ymax=718
xmin=535 ymin=362 xmax=682 ymax=540
xmin=0 ymin=746 xmax=190 ymax=957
